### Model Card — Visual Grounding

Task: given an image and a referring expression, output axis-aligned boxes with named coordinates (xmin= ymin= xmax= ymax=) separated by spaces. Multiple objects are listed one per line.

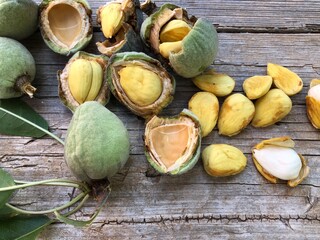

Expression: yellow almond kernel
xmin=202 ymin=144 xmax=247 ymax=177
xmin=192 ymin=70 xmax=235 ymax=97
xmin=243 ymin=75 xmax=273 ymax=100
xmin=267 ymin=63 xmax=303 ymax=96
xmin=188 ymin=92 xmax=219 ymax=137
xmin=218 ymin=93 xmax=255 ymax=137
xmin=159 ymin=41 xmax=182 ymax=59
xmin=118 ymin=64 xmax=163 ymax=106
xmin=306 ymin=84 xmax=320 ymax=129
xmin=160 ymin=19 xmax=191 ymax=42
xmin=100 ymin=3 xmax=124 ymax=38
xmin=85 ymin=61 xmax=103 ymax=101
xmin=68 ymin=59 xmax=92 ymax=104
xmin=252 ymin=89 xmax=292 ymax=128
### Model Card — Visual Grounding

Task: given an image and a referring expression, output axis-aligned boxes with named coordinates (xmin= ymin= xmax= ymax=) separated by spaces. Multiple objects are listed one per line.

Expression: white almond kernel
xmin=253 ymin=146 xmax=302 ymax=180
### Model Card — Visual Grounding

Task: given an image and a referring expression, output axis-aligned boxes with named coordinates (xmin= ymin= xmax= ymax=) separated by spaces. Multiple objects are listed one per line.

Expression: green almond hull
xmin=39 ymin=0 xmax=93 ymax=56
xmin=57 ymin=51 xmax=110 ymax=112
xmin=97 ymin=25 xmax=144 ymax=56
xmin=140 ymin=4 xmax=219 ymax=78
xmin=64 ymin=101 xmax=130 ymax=184
xmin=107 ymin=52 xmax=175 ymax=119
xmin=170 ymin=19 xmax=218 ymax=78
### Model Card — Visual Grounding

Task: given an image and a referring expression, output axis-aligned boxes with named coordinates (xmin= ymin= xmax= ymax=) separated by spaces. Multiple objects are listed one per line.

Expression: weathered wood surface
xmin=2 ymin=0 xmax=320 ymax=239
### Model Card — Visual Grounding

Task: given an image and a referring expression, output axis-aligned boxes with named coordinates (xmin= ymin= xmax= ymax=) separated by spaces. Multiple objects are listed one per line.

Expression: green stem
xmin=5 ymin=192 xmax=88 ymax=215
xmin=63 ymin=194 xmax=90 ymax=217
xmin=0 ymin=179 xmax=88 ymax=192
xmin=0 ymin=108 xmax=64 ymax=145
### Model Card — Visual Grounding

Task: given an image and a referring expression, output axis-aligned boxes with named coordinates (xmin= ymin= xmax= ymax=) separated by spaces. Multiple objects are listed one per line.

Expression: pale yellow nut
xmin=202 ymin=144 xmax=247 ymax=177
xmin=218 ymin=93 xmax=255 ymax=137
xmin=118 ymin=64 xmax=163 ymax=106
xmin=252 ymin=136 xmax=310 ymax=187
xmin=252 ymin=89 xmax=292 ymax=128
xmin=192 ymin=70 xmax=235 ymax=97
xmin=100 ymin=3 xmax=124 ymax=38
xmin=267 ymin=63 xmax=303 ymax=96
xmin=310 ymin=79 xmax=320 ymax=88
xmin=160 ymin=19 xmax=191 ymax=42
xmin=188 ymin=92 xmax=219 ymax=137
xmin=306 ymin=83 xmax=320 ymax=129
xmin=85 ymin=61 xmax=103 ymax=101
xmin=159 ymin=41 xmax=182 ymax=59
xmin=68 ymin=59 xmax=93 ymax=104
xmin=243 ymin=75 xmax=272 ymax=100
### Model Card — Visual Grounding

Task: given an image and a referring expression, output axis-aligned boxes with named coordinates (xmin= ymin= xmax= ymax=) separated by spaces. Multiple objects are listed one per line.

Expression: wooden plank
xmin=34 ymin=0 xmax=320 ymax=31
xmin=2 ymin=0 xmax=320 ymax=239
xmin=40 ymin=219 xmax=320 ymax=240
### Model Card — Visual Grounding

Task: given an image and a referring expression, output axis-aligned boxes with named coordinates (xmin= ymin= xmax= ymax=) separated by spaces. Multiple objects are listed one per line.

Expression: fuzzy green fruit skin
xmin=0 ymin=37 xmax=36 ymax=99
xmin=144 ymin=109 xmax=201 ymax=175
xmin=64 ymin=101 xmax=130 ymax=183
xmin=0 ymin=0 xmax=38 ymax=40
xmin=140 ymin=4 xmax=219 ymax=78
xmin=170 ymin=19 xmax=218 ymax=78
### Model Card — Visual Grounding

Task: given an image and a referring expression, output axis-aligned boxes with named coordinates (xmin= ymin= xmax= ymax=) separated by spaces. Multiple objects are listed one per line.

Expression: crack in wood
xmin=93 ymin=214 xmax=320 ymax=227
xmin=215 ymin=25 xmax=320 ymax=34
xmin=305 ymin=190 xmax=319 ymax=214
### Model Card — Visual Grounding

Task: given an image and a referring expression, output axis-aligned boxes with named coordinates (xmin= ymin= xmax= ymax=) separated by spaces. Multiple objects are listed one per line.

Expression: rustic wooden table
xmin=2 ymin=0 xmax=320 ymax=239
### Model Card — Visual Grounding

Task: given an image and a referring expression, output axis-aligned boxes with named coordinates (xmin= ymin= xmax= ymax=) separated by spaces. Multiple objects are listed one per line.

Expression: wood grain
xmin=1 ymin=0 xmax=320 ymax=239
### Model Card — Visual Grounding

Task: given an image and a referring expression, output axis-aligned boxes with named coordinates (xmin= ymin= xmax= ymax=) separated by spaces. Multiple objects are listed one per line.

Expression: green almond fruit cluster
xmin=0 ymin=0 xmax=221 ymax=183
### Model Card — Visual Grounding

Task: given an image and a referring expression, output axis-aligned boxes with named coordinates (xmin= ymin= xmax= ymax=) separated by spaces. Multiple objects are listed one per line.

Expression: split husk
xmin=252 ymin=136 xmax=310 ymax=187
xmin=96 ymin=0 xmax=144 ymax=56
xmin=58 ymin=51 xmax=110 ymax=112
xmin=144 ymin=109 xmax=201 ymax=175
xmin=107 ymin=51 xmax=175 ymax=119
xmin=140 ymin=3 xmax=218 ymax=78
xmin=39 ymin=0 xmax=93 ymax=55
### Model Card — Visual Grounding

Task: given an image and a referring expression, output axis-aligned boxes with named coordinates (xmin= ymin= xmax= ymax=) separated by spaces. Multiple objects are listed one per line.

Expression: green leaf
xmin=54 ymin=210 xmax=97 ymax=227
xmin=0 ymin=169 xmax=15 ymax=209
xmin=0 ymin=215 xmax=52 ymax=240
xmin=0 ymin=99 xmax=48 ymax=138
xmin=0 ymin=205 xmax=19 ymax=219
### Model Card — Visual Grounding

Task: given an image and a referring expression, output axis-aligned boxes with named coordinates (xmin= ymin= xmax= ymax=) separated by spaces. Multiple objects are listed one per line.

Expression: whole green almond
xmin=64 ymin=101 xmax=130 ymax=184
xmin=0 ymin=0 xmax=38 ymax=40
xmin=0 ymin=37 xmax=36 ymax=99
